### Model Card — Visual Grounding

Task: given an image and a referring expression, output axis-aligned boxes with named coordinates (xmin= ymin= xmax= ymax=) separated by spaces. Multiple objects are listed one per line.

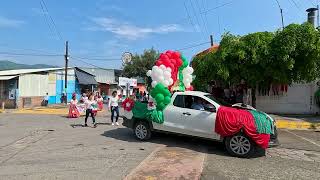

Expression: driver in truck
xmin=191 ymin=97 xmax=205 ymax=110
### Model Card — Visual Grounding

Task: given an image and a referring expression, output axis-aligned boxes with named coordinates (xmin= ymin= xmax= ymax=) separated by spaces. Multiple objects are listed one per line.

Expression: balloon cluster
xmin=146 ymin=50 xmax=194 ymax=111
xmin=150 ymin=83 xmax=171 ymax=110
xmin=155 ymin=50 xmax=183 ymax=84
xmin=147 ymin=65 xmax=173 ymax=88
xmin=182 ymin=66 xmax=194 ymax=88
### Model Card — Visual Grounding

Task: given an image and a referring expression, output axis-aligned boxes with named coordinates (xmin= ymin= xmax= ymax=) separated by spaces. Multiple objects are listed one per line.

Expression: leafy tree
xmin=193 ymin=23 xmax=320 ymax=107
xmin=122 ymin=48 xmax=159 ymax=78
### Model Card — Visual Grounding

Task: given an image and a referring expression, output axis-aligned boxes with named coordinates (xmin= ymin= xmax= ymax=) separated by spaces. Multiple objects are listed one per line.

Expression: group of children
xmin=68 ymin=91 xmax=120 ymax=128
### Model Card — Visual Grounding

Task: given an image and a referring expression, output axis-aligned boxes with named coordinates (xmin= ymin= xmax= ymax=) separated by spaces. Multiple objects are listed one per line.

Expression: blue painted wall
xmin=55 ymin=80 xmax=76 ymax=103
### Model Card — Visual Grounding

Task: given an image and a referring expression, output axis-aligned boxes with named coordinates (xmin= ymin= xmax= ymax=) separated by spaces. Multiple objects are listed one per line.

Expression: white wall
xmin=256 ymin=82 xmax=320 ymax=114
xmin=19 ymin=74 xmax=49 ymax=96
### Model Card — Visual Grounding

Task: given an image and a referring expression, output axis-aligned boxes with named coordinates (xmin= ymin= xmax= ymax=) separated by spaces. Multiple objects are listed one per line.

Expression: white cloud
xmin=88 ymin=17 xmax=184 ymax=40
xmin=0 ymin=16 xmax=25 ymax=28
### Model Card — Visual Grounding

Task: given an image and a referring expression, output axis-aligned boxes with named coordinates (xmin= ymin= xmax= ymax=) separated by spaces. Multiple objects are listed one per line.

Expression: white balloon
xmin=169 ymin=78 xmax=174 ymax=85
xmin=185 ymin=74 xmax=192 ymax=80
xmin=164 ymin=71 xmax=171 ymax=78
xmin=187 ymin=67 xmax=194 ymax=74
xmin=167 ymin=68 xmax=172 ymax=72
xmin=152 ymin=66 xmax=158 ymax=71
xmin=151 ymin=81 xmax=158 ymax=87
xmin=158 ymin=75 xmax=164 ymax=81
xmin=160 ymin=65 xmax=166 ymax=70
xmin=163 ymin=80 xmax=169 ymax=87
xmin=146 ymin=70 xmax=152 ymax=77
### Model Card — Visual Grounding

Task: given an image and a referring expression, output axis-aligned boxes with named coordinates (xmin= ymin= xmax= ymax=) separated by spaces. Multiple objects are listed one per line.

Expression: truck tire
xmin=225 ymin=133 xmax=255 ymax=158
xmin=134 ymin=121 xmax=151 ymax=141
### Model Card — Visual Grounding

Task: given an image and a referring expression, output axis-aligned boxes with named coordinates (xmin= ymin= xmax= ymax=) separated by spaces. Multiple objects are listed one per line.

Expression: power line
xmin=184 ymin=2 xmax=197 ymax=33
xmin=195 ymin=0 xmax=210 ymax=35
xmin=71 ymin=55 xmax=121 ymax=62
xmin=69 ymin=57 xmax=116 ymax=70
xmin=217 ymin=0 xmax=222 ymax=37
xmin=202 ymin=0 xmax=211 ymax=33
xmin=39 ymin=1 xmax=56 ymax=40
xmin=189 ymin=0 xmax=206 ymax=40
xmin=176 ymin=41 xmax=210 ymax=51
xmin=0 ymin=52 xmax=62 ymax=57
xmin=200 ymin=0 xmax=234 ymax=14
xmin=40 ymin=0 xmax=63 ymax=41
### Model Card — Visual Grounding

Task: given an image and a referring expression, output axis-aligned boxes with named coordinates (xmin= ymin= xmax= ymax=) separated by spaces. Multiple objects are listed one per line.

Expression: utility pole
xmin=275 ymin=0 xmax=284 ymax=30
xmin=64 ymin=41 xmax=68 ymax=104
xmin=280 ymin=8 xmax=284 ymax=30
xmin=210 ymin=35 xmax=214 ymax=46
xmin=317 ymin=5 xmax=319 ymax=28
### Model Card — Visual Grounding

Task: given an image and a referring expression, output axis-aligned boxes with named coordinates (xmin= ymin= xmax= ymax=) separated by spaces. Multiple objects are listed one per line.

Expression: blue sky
xmin=0 ymin=0 xmax=317 ymax=69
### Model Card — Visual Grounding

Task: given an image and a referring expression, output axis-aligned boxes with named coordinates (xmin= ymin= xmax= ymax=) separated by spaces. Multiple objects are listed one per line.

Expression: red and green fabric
xmin=215 ymin=106 xmax=272 ymax=149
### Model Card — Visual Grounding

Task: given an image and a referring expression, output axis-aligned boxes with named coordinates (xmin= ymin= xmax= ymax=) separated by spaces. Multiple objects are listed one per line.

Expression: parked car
xmin=122 ymin=91 xmax=278 ymax=158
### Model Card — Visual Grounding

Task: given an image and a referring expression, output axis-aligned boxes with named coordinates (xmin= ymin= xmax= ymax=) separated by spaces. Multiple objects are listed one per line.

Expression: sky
xmin=0 ymin=0 xmax=317 ymax=69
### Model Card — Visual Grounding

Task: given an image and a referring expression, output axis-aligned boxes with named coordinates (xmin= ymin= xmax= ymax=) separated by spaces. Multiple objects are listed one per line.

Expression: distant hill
xmin=0 ymin=61 xmax=57 ymax=71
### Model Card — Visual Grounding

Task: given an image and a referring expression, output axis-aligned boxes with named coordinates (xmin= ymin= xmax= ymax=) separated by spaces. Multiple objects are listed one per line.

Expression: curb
xmin=275 ymin=119 xmax=320 ymax=130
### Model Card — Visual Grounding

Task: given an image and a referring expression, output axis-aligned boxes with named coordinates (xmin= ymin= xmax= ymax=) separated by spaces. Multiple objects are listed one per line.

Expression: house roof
xmin=79 ymin=67 xmax=116 ymax=84
xmin=0 ymin=67 xmax=64 ymax=76
xmin=0 ymin=75 xmax=17 ymax=80
xmin=194 ymin=44 xmax=219 ymax=57
xmin=74 ymin=68 xmax=98 ymax=85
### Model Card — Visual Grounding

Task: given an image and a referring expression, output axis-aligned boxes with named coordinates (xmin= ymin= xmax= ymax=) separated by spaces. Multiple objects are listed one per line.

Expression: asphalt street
xmin=0 ymin=113 xmax=319 ymax=180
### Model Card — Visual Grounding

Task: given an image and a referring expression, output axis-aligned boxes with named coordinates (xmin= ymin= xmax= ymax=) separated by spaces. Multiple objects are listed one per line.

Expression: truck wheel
xmin=134 ymin=121 xmax=151 ymax=141
xmin=225 ymin=133 xmax=255 ymax=158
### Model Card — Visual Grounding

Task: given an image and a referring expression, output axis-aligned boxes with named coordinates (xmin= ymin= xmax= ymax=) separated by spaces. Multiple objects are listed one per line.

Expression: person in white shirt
xmin=108 ymin=91 xmax=119 ymax=126
xmin=84 ymin=94 xmax=97 ymax=127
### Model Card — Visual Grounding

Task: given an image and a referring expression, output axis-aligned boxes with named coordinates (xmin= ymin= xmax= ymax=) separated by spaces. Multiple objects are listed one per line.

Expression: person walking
xmin=43 ymin=93 xmax=49 ymax=106
xmin=109 ymin=91 xmax=119 ymax=126
xmin=68 ymin=93 xmax=80 ymax=118
xmin=84 ymin=93 xmax=97 ymax=128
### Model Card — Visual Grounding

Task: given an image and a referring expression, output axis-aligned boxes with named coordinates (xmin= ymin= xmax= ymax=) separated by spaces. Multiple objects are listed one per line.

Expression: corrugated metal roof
xmin=75 ymin=68 xmax=97 ymax=85
xmin=0 ymin=75 xmax=17 ymax=80
xmin=0 ymin=68 xmax=64 ymax=76
xmin=80 ymin=68 xmax=116 ymax=84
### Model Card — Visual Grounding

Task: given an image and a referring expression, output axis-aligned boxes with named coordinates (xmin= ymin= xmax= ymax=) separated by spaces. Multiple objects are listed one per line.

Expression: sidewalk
xmin=272 ymin=115 xmax=320 ymax=130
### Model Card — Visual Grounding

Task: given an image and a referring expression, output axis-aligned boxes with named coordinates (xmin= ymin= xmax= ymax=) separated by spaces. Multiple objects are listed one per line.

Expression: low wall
xmin=17 ymin=96 xmax=45 ymax=109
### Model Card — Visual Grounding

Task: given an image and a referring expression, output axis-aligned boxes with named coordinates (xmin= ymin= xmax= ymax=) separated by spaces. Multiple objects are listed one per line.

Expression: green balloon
xmin=151 ymin=88 xmax=157 ymax=98
xmin=155 ymin=93 xmax=164 ymax=102
xmin=163 ymin=96 xmax=171 ymax=104
xmin=157 ymin=102 xmax=166 ymax=110
xmin=164 ymin=89 xmax=171 ymax=97
xmin=155 ymin=83 xmax=165 ymax=91
xmin=181 ymin=55 xmax=187 ymax=62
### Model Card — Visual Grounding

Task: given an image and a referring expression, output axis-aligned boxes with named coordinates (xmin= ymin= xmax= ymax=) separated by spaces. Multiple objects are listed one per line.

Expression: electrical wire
xmin=40 ymin=0 xmax=63 ymax=41
xmin=190 ymin=0 xmax=206 ymax=40
xmin=184 ymin=2 xmax=198 ymax=33
xmin=0 ymin=52 xmax=62 ymax=57
xmin=176 ymin=41 xmax=210 ymax=51
xmin=200 ymin=0 xmax=234 ymax=14
xmin=195 ymin=0 xmax=209 ymax=35
xmin=69 ymin=57 xmax=116 ymax=70
xmin=71 ymin=55 xmax=121 ymax=61
xmin=39 ymin=1 xmax=56 ymax=40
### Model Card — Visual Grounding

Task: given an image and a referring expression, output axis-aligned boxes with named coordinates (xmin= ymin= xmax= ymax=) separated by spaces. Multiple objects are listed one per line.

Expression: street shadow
xmin=101 ymin=128 xmax=227 ymax=156
xmin=96 ymin=122 xmax=112 ymax=126
xmin=101 ymin=128 xmax=266 ymax=158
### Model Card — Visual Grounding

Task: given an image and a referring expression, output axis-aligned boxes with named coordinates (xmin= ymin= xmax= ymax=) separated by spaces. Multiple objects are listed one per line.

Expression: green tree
xmin=122 ymin=48 xmax=159 ymax=78
xmin=193 ymin=23 xmax=320 ymax=107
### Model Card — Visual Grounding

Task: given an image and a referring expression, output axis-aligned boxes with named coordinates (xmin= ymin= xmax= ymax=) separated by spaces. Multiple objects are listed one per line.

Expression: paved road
xmin=0 ymin=113 xmax=319 ymax=180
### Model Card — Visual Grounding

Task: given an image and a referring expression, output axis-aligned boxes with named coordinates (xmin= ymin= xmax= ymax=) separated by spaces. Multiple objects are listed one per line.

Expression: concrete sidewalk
xmin=273 ymin=115 xmax=320 ymax=130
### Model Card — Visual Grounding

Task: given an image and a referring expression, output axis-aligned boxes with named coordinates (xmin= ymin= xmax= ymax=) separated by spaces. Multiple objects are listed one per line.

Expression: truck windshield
xmin=204 ymin=94 xmax=231 ymax=107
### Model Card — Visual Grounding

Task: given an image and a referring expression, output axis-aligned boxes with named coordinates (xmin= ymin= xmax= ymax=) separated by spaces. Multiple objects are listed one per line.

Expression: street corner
xmin=275 ymin=119 xmax=320 ymax=130
xmin=124 ymin=146 xmax=206 ymax=180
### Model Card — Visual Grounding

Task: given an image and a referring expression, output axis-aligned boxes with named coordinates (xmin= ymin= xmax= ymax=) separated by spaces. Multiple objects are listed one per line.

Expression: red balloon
xmin=176 ymin=58 xmax=183 ymax=67
xmin=186 ymin=85 xmax=194 ymax=91
xmin=170 ymin=59 xmax=177 ymax=66
xmin=172 ymin=51 xmax=181 ymax=59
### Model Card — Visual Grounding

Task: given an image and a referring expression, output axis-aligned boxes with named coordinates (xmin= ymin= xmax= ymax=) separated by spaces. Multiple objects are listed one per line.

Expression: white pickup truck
xmin=122 ymin=91 xmax=278 ymax=157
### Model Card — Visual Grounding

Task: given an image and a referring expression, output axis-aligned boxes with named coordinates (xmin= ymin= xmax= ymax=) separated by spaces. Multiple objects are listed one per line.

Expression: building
xmin=0 ymin=67 xmax=97 ymax=108
xmin=79 ymin=68 xmax=119 ymax=97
